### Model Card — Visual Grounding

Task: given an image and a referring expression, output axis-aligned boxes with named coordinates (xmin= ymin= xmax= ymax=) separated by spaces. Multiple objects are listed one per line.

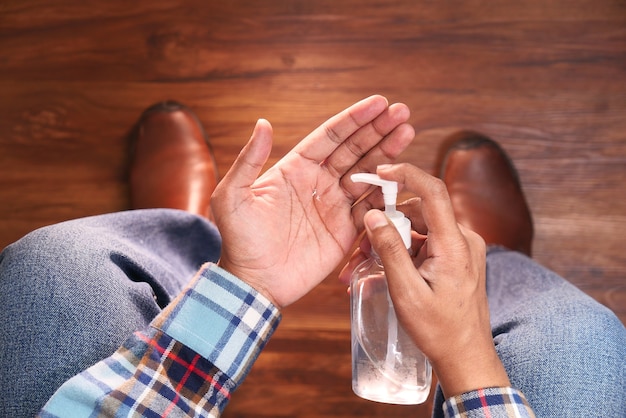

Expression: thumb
xmin=364 ymin=209 xmax=411 ymax=268
xmin=364 ymin=209 xmax=421 ymax=298
xmin=222 ymin=118 xmax=273 ymax=189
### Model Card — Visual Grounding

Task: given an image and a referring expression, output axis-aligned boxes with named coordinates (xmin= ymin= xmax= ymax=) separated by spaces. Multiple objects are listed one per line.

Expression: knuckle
xmin=428 ymin=177 xmax=448 ymax=197
xmin=344 ymin=137 xmax=368 ymax=158
xmin=394 ymin=162 xmax=414 ymax=173
xmin=323 ymin=123 xmax=342 ymax=144
xmin=374 ymin=228 xmax=406 ymax=257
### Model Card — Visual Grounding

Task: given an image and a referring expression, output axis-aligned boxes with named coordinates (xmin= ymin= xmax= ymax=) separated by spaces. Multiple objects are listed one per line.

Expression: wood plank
xmin=1 ymin=1 xmax=625 ymax=416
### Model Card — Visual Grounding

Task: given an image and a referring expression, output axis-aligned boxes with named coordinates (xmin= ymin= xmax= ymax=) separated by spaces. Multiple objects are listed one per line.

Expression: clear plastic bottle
xmin=350 ymin=174 xmax=432 ymax=405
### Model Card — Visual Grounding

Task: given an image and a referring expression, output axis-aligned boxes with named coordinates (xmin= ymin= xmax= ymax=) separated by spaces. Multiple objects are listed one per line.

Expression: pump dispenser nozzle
xmin=351 ymin=173 xmax=412 ymax=249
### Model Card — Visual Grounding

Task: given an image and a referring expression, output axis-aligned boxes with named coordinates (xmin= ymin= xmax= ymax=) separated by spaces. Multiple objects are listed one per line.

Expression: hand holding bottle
xmin=345 ymin=163 xmax=511 ymax=398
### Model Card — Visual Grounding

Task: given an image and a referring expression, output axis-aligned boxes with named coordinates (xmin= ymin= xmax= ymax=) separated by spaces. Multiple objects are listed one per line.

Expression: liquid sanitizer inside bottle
xmin=350 ymin=173 xmax=432 ymax=405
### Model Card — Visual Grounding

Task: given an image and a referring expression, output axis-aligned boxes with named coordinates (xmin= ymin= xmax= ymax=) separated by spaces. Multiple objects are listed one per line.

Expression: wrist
xmin=216 ymin=259 xmax=281 ymax=309
xmin=432 ymin=345 xmax=510 ymax=398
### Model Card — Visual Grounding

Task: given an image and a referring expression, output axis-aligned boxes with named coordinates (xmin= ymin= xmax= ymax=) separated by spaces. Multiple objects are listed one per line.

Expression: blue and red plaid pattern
xmin=94 ymin=330 xmax=233 ymax=417
xmin=40 ymin=263 xmax=281 ymax=417
xmin=443 ymin=387 xmax=536 ymax=418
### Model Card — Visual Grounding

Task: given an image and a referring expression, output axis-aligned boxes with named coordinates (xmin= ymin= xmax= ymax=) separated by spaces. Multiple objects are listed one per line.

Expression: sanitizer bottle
xmin=349 ymin=173 xmax=432 ymax=405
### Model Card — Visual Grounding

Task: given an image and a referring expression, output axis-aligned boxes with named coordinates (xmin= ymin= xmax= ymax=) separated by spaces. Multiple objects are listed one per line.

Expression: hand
xmin=343 ymin=163 xmax=511 ymax=398
xmin=212 ymin=95 xmax=415 ymax=309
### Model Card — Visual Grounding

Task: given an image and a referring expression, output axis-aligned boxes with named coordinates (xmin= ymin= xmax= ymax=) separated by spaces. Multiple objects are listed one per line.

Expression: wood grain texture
xmin=1 ymin=1 xmax=624 ymax=416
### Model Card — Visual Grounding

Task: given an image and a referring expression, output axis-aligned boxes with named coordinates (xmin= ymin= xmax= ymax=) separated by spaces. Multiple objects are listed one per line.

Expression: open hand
xmin=213 ymin=96 xmax=415 ymax=308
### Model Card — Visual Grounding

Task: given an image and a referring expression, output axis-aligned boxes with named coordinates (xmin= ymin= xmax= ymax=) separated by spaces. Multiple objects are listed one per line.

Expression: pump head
xmin=351 ymin=173 xmax=412 ymax=249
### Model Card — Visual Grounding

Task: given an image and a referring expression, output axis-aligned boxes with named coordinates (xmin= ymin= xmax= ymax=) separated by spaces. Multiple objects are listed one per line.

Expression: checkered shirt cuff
xmin=444 ymin=387 xmax=535 ymax=418
xmin=152 ymin=263 xmax=282 ymax=384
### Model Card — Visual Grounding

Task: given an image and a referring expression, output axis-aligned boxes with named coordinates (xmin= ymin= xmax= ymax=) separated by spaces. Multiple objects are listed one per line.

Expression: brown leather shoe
xmin=129 ymin=101 xmax=218 ymax=220
xmin=439 ymin=131 xmax=533 ymax=256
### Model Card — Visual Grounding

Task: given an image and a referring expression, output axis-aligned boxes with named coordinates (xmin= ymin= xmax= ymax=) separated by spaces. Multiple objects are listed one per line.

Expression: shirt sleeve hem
xmin=151 ymin=262 xmax=282 ymax=384
xmin=443 ymin=386 xmax=535 ymax=418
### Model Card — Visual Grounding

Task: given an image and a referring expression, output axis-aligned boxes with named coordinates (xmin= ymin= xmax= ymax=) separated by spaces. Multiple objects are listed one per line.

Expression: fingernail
xmin=366 ymin=210 xmax=388 ymax=230
xmin=377 ymin=164 xmax=392 ymax=171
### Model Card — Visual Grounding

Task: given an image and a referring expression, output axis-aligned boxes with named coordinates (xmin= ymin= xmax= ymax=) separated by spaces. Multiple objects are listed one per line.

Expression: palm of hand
xmin=218 ymin=153 xmax=357 ymax=308
xmin=214 ymin=96 xmax=414 ymax=308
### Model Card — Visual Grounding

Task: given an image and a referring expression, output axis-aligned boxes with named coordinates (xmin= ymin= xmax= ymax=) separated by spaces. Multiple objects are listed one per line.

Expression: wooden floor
xmin=1 ymin=1 xmax=625 ymax=416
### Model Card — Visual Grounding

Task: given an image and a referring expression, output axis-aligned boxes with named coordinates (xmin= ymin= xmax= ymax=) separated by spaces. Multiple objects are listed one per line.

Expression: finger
xmin=411 ymin=231 xmax=429 ymax=268
xmin=341 ymin=122 xmax=415 ymax=201
xmin=409 ymin=229 xmax=428 ymax=259
xmin=344 ymin=123 xmax=416 ymax=223
xmin=219 ymin=119 xmax=273 ymax=191
xmin=323 ymin=103 xmax=411 ymax=178
xmin=377 ymin=163 xmax=463 ymax=254
xmin=398 ymin=197 xmax=428 ymax=235
xmin=338 ymin=246 xmax=369 ymax=285
xmin=350 ymin=187 xmax=382 ymax=232
xmin=363 ymin=209 xmax=431 ymax=302
xmin=291 ymin=95 xmax=388 ymax=164
xmin=459 ymin=224 xmax=487 ymax=281
xmin=338 ymin=232 xmax=370 ymax=285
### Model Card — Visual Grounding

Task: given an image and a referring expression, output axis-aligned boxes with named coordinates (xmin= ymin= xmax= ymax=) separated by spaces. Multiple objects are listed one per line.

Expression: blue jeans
xmin=0 ymin=209 xmax=624 ymax=417
xmin=432 ymin=247 xmax=626 ymax=417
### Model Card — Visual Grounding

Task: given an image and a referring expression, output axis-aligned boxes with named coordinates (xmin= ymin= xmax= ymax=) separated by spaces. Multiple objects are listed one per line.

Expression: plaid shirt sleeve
xmin=443 ymin=387 xmax=536 ymax=418
xmin=39 ymin=263 xmax=281 ymax=418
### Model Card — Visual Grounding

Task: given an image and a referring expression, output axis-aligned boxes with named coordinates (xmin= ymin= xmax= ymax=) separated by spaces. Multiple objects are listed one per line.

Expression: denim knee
xmin=0 ymin=220 xmax=162 ymax=417
xmin=493 ymin=284 xmax=625 ymax=417
xmin=0 ymin=218 xmax=163 ymax=321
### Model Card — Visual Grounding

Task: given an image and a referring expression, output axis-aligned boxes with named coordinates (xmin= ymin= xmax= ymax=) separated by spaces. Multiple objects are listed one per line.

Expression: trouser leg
xmin=485 ymin=248 xmax=625 ymax=416
xmin=433 ymin=247 xmax=625 ymax=417
xmin=0 ymin=209 xmax=221 ymax=417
